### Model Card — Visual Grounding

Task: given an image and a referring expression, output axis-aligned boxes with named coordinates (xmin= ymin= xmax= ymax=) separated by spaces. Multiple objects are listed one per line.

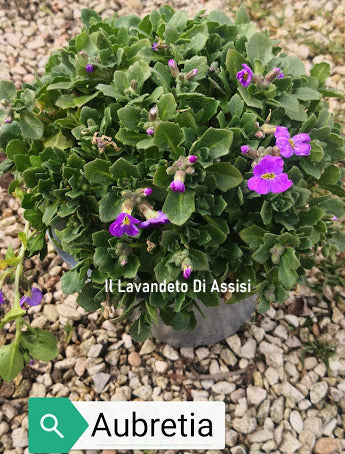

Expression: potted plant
xmin=0 ymin=6 xmax=344 ymax=377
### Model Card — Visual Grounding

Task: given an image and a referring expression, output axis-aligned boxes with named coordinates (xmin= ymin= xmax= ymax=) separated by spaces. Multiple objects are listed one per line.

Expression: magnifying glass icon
xmin=40 ymin=414 xmax=64 ymax=439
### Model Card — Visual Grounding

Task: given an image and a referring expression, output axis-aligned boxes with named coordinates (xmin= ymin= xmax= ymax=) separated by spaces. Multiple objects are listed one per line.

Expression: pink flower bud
xmin=188 ymin=155 xmax=197 ymax=163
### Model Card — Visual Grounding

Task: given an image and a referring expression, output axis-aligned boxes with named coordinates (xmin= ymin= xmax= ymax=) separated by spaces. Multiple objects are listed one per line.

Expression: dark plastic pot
xmin=48 ymin=229 xmax=256 ymax=346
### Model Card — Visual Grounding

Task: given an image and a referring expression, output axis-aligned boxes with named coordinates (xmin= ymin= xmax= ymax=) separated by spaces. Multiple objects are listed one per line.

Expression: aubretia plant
xmin=0 ymin=6 xmax=345 ymax=354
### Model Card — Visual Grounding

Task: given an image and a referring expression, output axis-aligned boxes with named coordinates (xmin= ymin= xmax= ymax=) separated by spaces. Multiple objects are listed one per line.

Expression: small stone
xmin=310 ymin=381 xmax=328 ymax=404
xmin=0 ymin=422 xmax=9 ymax=437
xmin=80 ymin=336 xmax=96 ymax=355
xmin=247 ymin=429 xmax=273 ymax=443
xmin=265 ymin=367 xmax=280 ymax=385
xmin=234 ymin=398 xmax=247 ymax=417
xmin=232 ymin=414 xmax=257 ymax=434
xmin=74 ymin=358 xmax=87 ymax=376
xmin=314 ymin=438 xmax=341 ymax=454
xmin=191 ymin=390 xmax=209 ymax=401
xmin=12 ymin=427 xmax=28 ymax=448
xmin=225 ymin=334 xmax=241 ymax=355
xmin=29 ymin=383 xmax=46 ymax=398
xmin=133 ymin=385 xmax=153 ymax=400
xmin=88 ymin=344 xmax=103 ymax=358
xmin=241 ymin=338 xmax=256 ymax=359
xmin=43 ymin=305 xmax=59 ymax=322
xmin=55 ymin=357 xmax=76 ymax=370
xmin=155 ymin=360 xmax=168 ymax=373
xmin=303 ymin=416 xmax=323 ymax=437
xmin=246 ymin=385 xmax=267 ymax=406
xmin=57 ymin=303 xmax=82 ymax=321
xmin=299 ymin=430 xmax=315 ymax=450
xmin=260 ymin=341 xmax=284 ymax=367
xmin=230 ymin=388 xmax=245 ymax=403
xmin=289 ymin=411 xmax=303 ymax=433
xmin=323 ymin=418 xmax=337 ymax=436
xmin=281 ymin=381 xmax=304 ymax=403
xmin=162 ymin=344 xmax=179 ymax=361
xmin=209 ymin=359 xmax=220 ymax=375
xmin=225 ymin=429 xmax=238 ymax=447
xmin=139 ymin=339 xmax=156 ymax=355
xmin=180 ymin=347 xmax=194 ymax=359
xmin=105 ymin=350 xmax=120 ymax=366
xmin=284 ymin=314 xmax=299 ymax=327
xmin=220 ymin=348 xmax=237 ymax=366
xmin=273 ymin=324 xmax=288 ymax=340
xmin=211 ymin=381 xmax=236 ymax=395
xmin=195 ymin=347 xmax=209 ymax=361
xmin=271 ymin=396 xmax=284 ymax=423
xmin=13 ymin=380 xmax=31 ymax=398
xmin=122 ymin=333 xmax=132 ymax=349
xmin=280 ymin=432 xmax=301 ymax=453
xmin=93 ymin=373 xmax=110 ymax=393
xmin=128 ymin=352 xmax=141 ymax=367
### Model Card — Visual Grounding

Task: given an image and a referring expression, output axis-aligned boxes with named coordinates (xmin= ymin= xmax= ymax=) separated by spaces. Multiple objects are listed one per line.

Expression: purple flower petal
xmin=292 ymin=133 xmax=311 ymax=143
xmin=274 ymin=126 xmax=290 ymax=138
xmin=188 ymin=155 xmax=197 ymax=163
xmin=170 ymin=179 xmax=185 ymax=193
xmin=248 ymin=176 xmax=271 ymax=194
xmin=241 ymin=145 xmax=249 ymax=154
xmin=236 ymin=64 xmax=253 ymax=87
xmin=140 ymin=211 xmax=170 ymax=228
xmin=253 ymin=156 xmax=284 ymax=177
xmin=293 ymin=142 xmax=311 ymax=156
xmin=86 ymin=64 xmax=94 ymax=73
xmin=183 ymin=265 xmax=192 ymax=279
xmin=144 ymin=188 xmax=153 ymax=196
xmin=0 ymin=290 xmax=4 ymax=304
xmin=276 ymin=138 xmax=294 ymax=158
xmin=109 ymin=212 xmax=140 ymax=237
xmin=269 ymin=173 xmax=292 ymax=193
xmin=20 ymin=287 xmax=43 ymax=307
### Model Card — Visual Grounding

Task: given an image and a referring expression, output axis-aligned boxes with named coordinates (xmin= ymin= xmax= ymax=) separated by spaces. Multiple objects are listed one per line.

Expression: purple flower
xmin=0 ymin=290 xmax=4 ymax=304
xmin=29 ymin=359 xmax=35 ymax=365
xmin=146 ymin=128 xmax=154 ymax=135
xmin=183 ymin=265 xmax=192 ymax=279
xmin=236 ymin=64 xmax=253 ymax=87
xmin=332 ymin=216 xmax=338 ymax=221
xmin=275 ymin=127 xmax=311 ymax=158
xmin=109 ymin=212 xmax=140 ymax=237
xmin=140 ymin=211 xmax=170 ymax=228
xmin=168 ymin=59 xmax=179 ymax=78
xmin=152 ymin=42 xmax=159 ymax=51
xmin=188 ymin=155 xmax=197 ymax=163
xmin=20 ymin=287 xmax=43 ymax=307
xmin=144 ymin=188 xmax=153 ymax=196
xmin=241 ymin=145 xmax=249 ymax=154
xmin=170 ymin=178 xmax=185 ymax=193
xmin=86 ymin=64 xmax=94 ymax=73
xmin=168 ymin=59 xmax=176 ymax=67
xmin=275 ymin=67 xmax=284 ymax=79
xmin=4 ymin=118 xmax=12 ymax=124
xmin=248 ymin=155 xmax=292 ymax=195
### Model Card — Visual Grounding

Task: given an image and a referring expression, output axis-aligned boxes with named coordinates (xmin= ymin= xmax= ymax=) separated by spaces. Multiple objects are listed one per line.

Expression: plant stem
xmin=13 ymin=220 xmax=30 ymax=347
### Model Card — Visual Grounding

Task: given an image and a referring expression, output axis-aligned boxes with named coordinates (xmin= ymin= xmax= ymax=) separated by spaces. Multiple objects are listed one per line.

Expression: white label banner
xmin=72 ymin=401 xmax=225 ymax=450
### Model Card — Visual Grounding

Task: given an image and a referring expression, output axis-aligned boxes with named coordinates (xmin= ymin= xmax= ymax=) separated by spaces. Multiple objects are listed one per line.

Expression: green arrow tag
xmin=29 ymin=398 xmax=88 ymax=453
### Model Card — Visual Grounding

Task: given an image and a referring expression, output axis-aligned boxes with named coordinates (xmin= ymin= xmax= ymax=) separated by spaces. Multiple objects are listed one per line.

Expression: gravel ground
xmin=0 ymin=1 xmax=345 ymax=454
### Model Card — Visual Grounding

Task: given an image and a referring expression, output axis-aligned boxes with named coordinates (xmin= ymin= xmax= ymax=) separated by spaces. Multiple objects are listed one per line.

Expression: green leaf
xmin=228 ymin=94 xmax=244 ymax=117
xmin=319 ymin=165 xmax=340 ymax=185
xmin=84 ymin=158 xmax=114 ymax=184
xmin=277 ymin=93 xmax=307 ymax=121
xmin=0 ymin=80 xmax=16 ymax=100
xmin=239 ymin=225 xmax=266 ymax=247
xmin=310 ymin=62 xmax=330 ymax=85
xmin=21 ymin=329 xmax=59 ymax=362
xmin=189 ymin=249 xmax=209 ymax=271
xmin=127 ymin=60 xmax=151 ymax=88
xmin=310 ymin=141 xmax=324 ymax=162
xmin=190 ymin=128 xmax=233 ymax=163
xmin=198 ymin=292 xmax=220 ymax=307
xmin=246 ymin=32 xmax=273 ymax=65
xmin=61 ymin=268 xmax=85 ymax=294
xmin=157 ymin=93 xmax=177 ymax=121
xmin=42 ymin=201 xmax=59 ymax=225
xmin=294 ymin=87 xmax=321 ymax=101
xmin=76 ymin=282 xmax=101 ymax=312
xmin=44 ymin=131 xmax=73 ymax=150
xmin=207 ymin=162 xmax=243 ymax=191
xmin=0 ymin=343 xmax=24 ymax=382
xmin=19 ymin=111 xmax=44 ymax=140
xmin=235 ymin=5 xmax=250 ymax=24
xmin=81 ymin=8 xmax=101 ymax=27
xmin=0 ymin=306 xmax=26 ymax=330
xmin=129 ymin=318 xmax=151 ymax=342
xmin=162 ymin=190 xmax=195 ymax=225
xmin=153 ymin=122 xmax=182 ymax=152
xmin=117 ymin=106 xmax=141 ymax=130
xmin=109 ymin=157 xmax=138 ymax=179
xmin=153 ymin=166 xmax=171 ymax=188
xmin=300 ymin=207 xmax=324 ymax=225
xmin=99 ymin=193 xmax=122 ymax=223
xmin=238 ymin=87 xmax=264 ymax=109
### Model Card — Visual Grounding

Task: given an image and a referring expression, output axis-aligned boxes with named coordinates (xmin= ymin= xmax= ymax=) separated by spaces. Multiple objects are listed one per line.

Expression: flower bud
xmin=265 ymin=67 xmax=284 ymax=82
xmin=146 ymin=128 xmax=154 ymax=135
xmin=186 ymin=68 xmax=198 ymax=81
xmin=188 ymin=155 xmax=197 ymax=164
xmin=86 ymin=64 xmax=94 ymax=73
xmin=144 ymin=188 xmax=153 ymax=196
xmin=168 ymin=59 xmax=179 ymax=78
xmin=241 ymin=145 xmax=249 ymax=154
xmin=4 ymin=118 xmax=12 ymax=123
xmin=130 ymin=79 xmax=138 ymax=90
xmin=149 ymin=106 xmax=158 ymax=121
